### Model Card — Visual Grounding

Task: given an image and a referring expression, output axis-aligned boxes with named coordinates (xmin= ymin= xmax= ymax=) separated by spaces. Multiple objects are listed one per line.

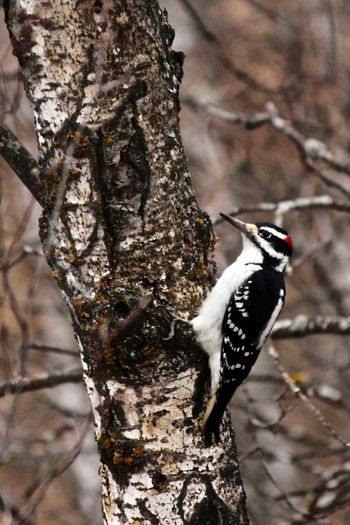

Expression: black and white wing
xmin=204 ymin=268 xmax=285 ymax=443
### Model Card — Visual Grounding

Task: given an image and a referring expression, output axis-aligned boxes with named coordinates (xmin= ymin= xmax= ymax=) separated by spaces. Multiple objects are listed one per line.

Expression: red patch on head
xmin=284 ymin=235 xmax=293 ymax=249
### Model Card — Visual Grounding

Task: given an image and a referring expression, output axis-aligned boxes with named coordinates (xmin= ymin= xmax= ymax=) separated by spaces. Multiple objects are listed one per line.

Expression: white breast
xmin=191 ymin=240 xmax=263 ymax=393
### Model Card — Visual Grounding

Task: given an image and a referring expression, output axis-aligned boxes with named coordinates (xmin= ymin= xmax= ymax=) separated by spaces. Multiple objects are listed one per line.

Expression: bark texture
xmin=4 ymin=1 xmax=249 ymax=523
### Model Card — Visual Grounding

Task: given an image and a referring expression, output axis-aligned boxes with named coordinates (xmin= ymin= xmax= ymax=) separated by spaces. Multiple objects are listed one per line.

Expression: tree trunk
xmin=4 ymin=1 xmax=249 ymax=523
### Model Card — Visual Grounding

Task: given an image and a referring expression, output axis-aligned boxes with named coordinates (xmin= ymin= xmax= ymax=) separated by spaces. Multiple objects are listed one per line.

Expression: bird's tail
xmin=201 ymin=386 xmax=235 ymax=445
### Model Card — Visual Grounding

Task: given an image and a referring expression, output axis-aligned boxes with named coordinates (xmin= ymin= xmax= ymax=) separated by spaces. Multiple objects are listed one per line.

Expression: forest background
xmin=1 ymin=1 xmax=350 ymax=524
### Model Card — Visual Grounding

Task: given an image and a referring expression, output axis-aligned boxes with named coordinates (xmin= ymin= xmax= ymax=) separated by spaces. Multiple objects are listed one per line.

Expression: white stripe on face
xmin=256 ymin=237 xmax=289 ymax=271
xmin=259 ymin=238 xmax=284 ymax=260
xmin=259 ymin=226 xmax=287 ymax=241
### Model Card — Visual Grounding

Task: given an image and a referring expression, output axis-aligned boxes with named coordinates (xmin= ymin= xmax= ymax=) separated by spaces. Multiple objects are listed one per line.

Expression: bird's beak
xmin=220 ymin=213 xmax=258 ymax=235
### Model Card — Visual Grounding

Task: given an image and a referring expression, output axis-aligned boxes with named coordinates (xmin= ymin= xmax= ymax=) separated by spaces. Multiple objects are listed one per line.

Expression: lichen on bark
xmin=4 ymin=0 xmax=249 ymax=523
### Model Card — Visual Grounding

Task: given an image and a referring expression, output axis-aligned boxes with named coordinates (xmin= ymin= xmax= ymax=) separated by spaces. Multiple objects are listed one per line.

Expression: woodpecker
xmin=191 ymin=213 xmax=293 ymax=444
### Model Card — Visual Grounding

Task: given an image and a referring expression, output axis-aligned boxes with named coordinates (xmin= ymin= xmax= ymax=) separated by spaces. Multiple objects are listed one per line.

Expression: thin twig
xmin=267 ymin=344 xmax=350 ymax=449
xmin=0 ymin=245 xmax=43 ymax=271
xmin=260 ymin=454 xmax=313 ymax=520
xmin=17 ymin=419 xmax=89 ymax=523
xmin=188 ymin=98 xmax=350 ymax=197
xmin=0 ymin=496 xmax=34 ymax=525
xmin=179 ymin=0 xmax=283 ymax=94
xmin=23 ymin=343 xmax=79 ymax=357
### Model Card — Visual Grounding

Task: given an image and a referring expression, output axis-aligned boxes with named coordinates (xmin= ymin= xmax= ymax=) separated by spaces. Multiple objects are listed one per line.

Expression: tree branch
xmin=272 ymin=315 xmax=350 ymax=338
xmin=213 ymin=195 xmax=350 ymax=226
xmin=0 ymin=125 xmax=43 ymax=205
xmin=187 ymin=98 xmax=350 ymax=198
xmin=0 ymin=496 xmax=35 ymax=525
xmin=179 ymin=0 xmax=284 ymax=94
xmin=24 ymin=343 xmax=79 ymax=358
xmin=267 ymin=344 xmax=350 ymax=449
xmin=0 ymin=369 xmax=83 ymax=398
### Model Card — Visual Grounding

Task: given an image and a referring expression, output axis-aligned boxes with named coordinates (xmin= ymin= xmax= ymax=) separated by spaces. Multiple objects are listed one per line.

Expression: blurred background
xmin=1 ymin=1 xmax=350 ymax=524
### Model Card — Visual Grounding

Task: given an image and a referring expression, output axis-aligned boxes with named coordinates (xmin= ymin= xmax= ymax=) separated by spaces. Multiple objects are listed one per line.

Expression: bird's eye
xmin=260 ymin=230 xmax=272 ymax=239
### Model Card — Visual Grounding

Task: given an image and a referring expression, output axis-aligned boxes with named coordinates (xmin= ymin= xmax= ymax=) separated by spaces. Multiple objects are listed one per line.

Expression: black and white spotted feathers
xmin=192 ymin=217 xmax=292 ymax=445
xmin=203 ymin=268 xmax=285 ymax=444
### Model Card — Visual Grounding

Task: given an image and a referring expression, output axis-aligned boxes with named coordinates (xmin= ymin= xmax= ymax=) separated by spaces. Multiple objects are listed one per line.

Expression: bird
xmin=191 ymin=213 xmax=293 ymax=444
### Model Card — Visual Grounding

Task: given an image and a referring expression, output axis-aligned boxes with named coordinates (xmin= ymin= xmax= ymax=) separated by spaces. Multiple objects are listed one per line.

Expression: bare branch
xmin=179 ymin=0 xmax=283 ymax=94
xmin=303 ymin=160 xmax=350 ymax=200
xmin=23 ymin=343 xmax=79 ymax=357
xmin=259 ymin=453 xmax=312 ymax=521
xmin=290 ymin=239 xmax=333 ymax=273
xmin=247 ymin=0 xmax=292 ymax=26
xmin=188 ymin=98 xmax=350 ymax=197
xmin=213 ymin=195 xmax=350 ymax=226
xmin=186 ymin=97 xmax=271 ymax=129
xmin=272 ymin=315 xmax=350 ymax=339
xmin=17 ymin=422 xmax=88 ymax=524
xmin=0 ymin=125 xmax=43 ymax=206
xmin=0 ymin=369 xmax=83 ymax=398
xmin=0 ymin=245 xmax=43 ymax=271
xmin=0 ymin=495 xmax=34 ymax=525
xmin=267 ymin=344 xmax=350 ymax=449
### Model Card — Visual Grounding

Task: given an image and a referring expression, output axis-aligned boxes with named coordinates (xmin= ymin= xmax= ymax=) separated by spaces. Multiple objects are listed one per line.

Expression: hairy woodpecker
xmin=192 ymin=213 xmax=293 ymax=444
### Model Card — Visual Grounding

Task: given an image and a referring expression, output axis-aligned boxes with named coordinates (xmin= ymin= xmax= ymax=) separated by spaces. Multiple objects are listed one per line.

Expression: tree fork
xmin=4 ymin=1 xmax=249 ymax=523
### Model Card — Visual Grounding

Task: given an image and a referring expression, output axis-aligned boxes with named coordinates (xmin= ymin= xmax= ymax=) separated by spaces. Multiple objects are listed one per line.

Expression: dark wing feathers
xmin=204 ymin=268 xmax=285 ymax=444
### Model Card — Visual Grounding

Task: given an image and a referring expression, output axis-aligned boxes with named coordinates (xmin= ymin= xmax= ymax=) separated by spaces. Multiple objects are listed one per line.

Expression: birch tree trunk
xmin=3 ymin=1 xmax=249 ymax=523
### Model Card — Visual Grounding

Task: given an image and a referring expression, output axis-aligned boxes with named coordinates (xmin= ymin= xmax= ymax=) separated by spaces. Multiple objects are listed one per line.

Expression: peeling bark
xmin=4 ymin=1 xmax=249 ymax=523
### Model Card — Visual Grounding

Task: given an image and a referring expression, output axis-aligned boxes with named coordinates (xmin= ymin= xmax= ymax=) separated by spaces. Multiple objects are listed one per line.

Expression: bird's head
xmin=220 ymin=213 xmax=293 ymax=271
